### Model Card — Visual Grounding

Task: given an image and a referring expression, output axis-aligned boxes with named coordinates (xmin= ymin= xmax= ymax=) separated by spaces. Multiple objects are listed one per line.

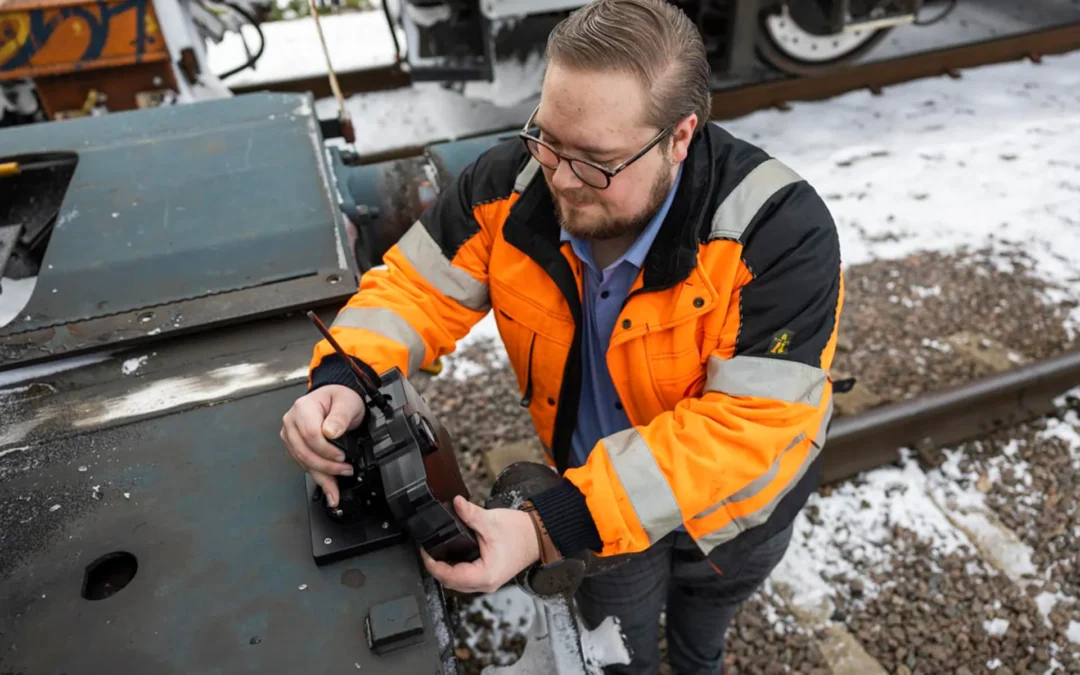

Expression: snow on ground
xmin=772 ymin=399 xmax=1080 ymax=650
xmin=772 ymin=449 xmax=977 ymax=608
xmin=722 ymin=49 xmax=1080 ymax=333
xmin=205 ymin=11 xmax=405 ymax=88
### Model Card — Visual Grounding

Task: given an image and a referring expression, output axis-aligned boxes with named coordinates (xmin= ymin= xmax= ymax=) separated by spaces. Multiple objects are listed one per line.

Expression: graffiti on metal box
xmin=0 ymin=0 xmax=167 ymax=79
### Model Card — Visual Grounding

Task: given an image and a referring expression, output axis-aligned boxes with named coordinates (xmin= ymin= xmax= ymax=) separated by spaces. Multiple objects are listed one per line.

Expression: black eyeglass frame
xmin=517 ymin=104 xmax=673 ymax=189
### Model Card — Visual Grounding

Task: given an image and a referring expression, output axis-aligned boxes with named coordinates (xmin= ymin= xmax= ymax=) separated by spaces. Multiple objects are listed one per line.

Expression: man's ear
xmin=671 ymin=114 xmax=698 ymax=163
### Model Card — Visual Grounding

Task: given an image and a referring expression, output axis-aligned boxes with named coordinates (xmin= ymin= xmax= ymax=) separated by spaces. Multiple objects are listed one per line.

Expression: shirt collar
xmin=561 ymin=162 xmax=683 ymax=274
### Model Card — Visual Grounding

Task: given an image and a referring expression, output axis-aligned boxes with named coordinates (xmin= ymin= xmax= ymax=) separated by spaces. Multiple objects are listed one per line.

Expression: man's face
xmin=534 ymin=62 xmax=687 ymax=241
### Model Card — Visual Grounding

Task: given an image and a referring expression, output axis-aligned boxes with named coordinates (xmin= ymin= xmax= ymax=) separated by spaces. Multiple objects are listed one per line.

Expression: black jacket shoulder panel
xmin=419 ymin=137 xmax=532 ymax=261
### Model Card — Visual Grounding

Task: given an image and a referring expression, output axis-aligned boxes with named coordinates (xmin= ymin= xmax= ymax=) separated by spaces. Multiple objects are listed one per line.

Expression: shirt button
xmin=614 ymin=401 xmax=624 ymax=411
xmin=600 ymin=291 xmax=610 ymax=299
xmin=622 ymin=319 xmax=631 ymax=329
xmin=547 ymin=397 xmax=555 ymax=405
xmin=693 ymin=297 xmax=705 ymax=308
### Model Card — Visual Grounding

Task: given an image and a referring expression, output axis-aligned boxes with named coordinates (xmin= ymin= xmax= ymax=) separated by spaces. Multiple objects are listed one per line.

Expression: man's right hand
xmin=280 ymin=384 xmax=366 ymax=508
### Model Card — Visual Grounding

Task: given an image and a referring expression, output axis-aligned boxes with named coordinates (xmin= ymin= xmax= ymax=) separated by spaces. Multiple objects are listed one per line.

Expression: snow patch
xmin=460 ymin=585 xmax=536 ymax=664
xmin=773 ymin=450 xmax=976 ymax=615
xmin=122 ymin=356 xmax=149 ymax=376
xmin=983 ymin=618 xmax=1010 ymax=637
xmin=926 ymin=453 xmax=1038 ymax=581
xmin=581 ymin=615 xmax=631 ymax=673
xmin=1067 ymin=621 xmax=1080 ymax=645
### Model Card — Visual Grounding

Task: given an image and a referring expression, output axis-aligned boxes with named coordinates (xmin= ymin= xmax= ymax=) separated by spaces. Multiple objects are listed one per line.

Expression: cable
xmin=215 ymin=2 xmax=266 ymax=80
xmin=381 ymin=0 xmax=403 ymax=65
xmin=306 ymin=0 xmax=355 ymax=143
xmin=913 ymin=0 xmax=957 ymax=26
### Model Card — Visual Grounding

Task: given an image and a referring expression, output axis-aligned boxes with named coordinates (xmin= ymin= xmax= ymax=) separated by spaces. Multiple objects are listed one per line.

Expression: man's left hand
xmin=421 ymin=495 xmax=539 ymax=594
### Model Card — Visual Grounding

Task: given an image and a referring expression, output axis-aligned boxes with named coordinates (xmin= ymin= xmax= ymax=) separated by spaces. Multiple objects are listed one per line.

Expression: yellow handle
xmin=0 ymin=162 xmax=21 ymax=178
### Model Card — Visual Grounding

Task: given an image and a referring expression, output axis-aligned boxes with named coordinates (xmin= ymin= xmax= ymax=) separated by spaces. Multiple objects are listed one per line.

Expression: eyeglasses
xmin=518 ymin=104 xmax=672 ymax=189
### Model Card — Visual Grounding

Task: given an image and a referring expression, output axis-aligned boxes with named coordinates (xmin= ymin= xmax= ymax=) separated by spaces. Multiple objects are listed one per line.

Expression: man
xmin=280 ymin=0 xmax=843 ymax=671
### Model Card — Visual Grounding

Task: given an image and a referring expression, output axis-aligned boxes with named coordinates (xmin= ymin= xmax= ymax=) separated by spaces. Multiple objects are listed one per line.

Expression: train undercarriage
xmin=396 ymin=0 xmax=946 ymax=84
xmin=0 ymin=0 xmax=954 ymax=128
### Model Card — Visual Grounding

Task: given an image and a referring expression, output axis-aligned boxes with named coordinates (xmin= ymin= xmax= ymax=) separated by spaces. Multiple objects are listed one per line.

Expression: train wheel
xmin=755 ymin=3 xmax=892 ymax=77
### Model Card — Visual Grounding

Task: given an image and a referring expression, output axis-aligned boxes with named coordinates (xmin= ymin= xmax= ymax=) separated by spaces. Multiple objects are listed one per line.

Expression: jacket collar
xmin=638 ymin=124 xmax=716 ymax=293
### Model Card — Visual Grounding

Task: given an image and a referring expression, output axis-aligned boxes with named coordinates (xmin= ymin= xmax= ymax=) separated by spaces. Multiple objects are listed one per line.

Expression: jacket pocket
xmin=491 ymin=302 xmax=572 ymax=449
xmin=642 ymin=321 xmax=709 ymax=409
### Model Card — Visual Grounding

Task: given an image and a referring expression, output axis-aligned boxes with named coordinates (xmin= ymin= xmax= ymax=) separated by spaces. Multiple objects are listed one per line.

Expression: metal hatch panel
xmin=0 ymin=92 xmax=357 ymax=369
xmin=0 ymin=384 xmax=450 ymax=674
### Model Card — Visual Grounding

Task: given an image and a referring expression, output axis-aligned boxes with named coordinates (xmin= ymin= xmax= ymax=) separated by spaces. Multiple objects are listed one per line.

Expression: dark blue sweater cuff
xmin=529 ymin=478 xmax=603 ymax=557
xmin=309 ymin=354 xmax=367 ymax=399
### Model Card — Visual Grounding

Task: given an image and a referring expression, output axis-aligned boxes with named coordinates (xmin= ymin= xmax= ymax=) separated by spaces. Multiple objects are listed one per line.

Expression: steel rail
xmin=822 ymin=348 xmax=1080 ymax=485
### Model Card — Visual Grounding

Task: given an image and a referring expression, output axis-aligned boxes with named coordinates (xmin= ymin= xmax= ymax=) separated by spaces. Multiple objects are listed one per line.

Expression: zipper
xmin=519 ymin=331 xmax=537 ymax=407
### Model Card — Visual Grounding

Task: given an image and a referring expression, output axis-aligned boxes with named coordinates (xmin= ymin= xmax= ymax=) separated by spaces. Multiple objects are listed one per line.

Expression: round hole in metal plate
xmin=327 ymin=274 xmax=341 ymax=284
xmin=82 ymin=551 xmax=138 ymax=601
xmin=138 ymin=311 xmax=154 ymax=323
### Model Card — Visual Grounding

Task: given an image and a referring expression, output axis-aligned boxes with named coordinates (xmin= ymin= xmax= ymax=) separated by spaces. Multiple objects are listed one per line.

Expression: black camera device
xmin=304 ymin=313 xmax=481 ymax=566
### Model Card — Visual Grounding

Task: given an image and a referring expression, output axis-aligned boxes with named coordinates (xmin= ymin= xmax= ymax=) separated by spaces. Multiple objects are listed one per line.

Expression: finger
xmin=283 ymin=422 xmax=354 ymax=477
xmin=322 ymin=387 xmax=365 ymax=439
xmin=294 ymin=398 xmax=350 ymax=463
xmin=310 ymin=471 xmax=340 ymax=508
xmin=453 ymin=495 xmax=488 ymax=532
xmin=422 ymin=549 xmax=491 ymax=594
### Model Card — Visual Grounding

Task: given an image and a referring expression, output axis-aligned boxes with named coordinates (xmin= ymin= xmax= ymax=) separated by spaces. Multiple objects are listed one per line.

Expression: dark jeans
xmin=574 ymin=523 xmax=794 ymax=675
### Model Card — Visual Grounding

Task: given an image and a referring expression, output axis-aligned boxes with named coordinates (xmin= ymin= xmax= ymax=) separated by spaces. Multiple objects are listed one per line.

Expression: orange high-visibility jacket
xmin=309 ymin=122 xmax=844 ymax=568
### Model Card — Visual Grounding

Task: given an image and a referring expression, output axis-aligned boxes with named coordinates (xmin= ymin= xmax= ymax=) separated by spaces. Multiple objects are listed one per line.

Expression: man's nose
xmin=550 ymin=159 xmax=585 ymax=192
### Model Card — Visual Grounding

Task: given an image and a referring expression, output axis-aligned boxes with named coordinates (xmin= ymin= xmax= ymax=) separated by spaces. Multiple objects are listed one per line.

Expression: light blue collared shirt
xmin=561 ymin=163 xmax=683 ymax=470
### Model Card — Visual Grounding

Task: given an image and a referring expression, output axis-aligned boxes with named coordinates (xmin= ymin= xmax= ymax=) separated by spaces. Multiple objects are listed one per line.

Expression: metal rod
xmin=305 ymin=310 xmax=387 ymax=409
xmin=305 ymin=0 xmax=355 ymax=143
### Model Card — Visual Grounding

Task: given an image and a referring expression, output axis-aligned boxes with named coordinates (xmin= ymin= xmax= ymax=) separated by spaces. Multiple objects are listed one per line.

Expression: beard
xmin=551 ymin=163 xmax=675 ymax=241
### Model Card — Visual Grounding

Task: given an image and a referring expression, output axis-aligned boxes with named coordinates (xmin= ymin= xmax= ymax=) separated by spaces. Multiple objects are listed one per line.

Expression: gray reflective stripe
xmin=695 ymin=399 xmax=833 ymax=555
xmin=605 ymin=428 xmax=683 ymax=544
xmin=514 ymin=158 xmax=541 ymax=193
xmin=708 ymin=158 xmax=803 ymax=241
xmin=330 ymin=306 xmax=426 ymax=376
xmin=397 ymin=222 xmax=490 ymax=312
xmin=705 ymin=355 xmax=827 ymax=406
xmin=692 ymin=432 xmax=807 ymax=521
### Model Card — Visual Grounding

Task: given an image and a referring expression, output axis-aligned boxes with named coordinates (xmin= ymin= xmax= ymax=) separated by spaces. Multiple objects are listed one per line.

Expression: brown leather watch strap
xmin=521 ymin=500 xmax=562 ymax=566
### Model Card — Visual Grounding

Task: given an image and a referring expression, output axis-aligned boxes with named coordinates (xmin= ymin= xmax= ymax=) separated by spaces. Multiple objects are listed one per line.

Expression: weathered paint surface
xmin=0 ymin=0 xmax=168 ymax=79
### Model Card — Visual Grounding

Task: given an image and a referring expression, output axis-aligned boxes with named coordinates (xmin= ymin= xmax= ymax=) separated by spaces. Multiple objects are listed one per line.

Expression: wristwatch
xmin=520 ymin=500 xmax=563 ymax=567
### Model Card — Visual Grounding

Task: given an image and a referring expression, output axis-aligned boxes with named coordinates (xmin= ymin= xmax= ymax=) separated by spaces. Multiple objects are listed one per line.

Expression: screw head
xmin=324 ymin=537 xmax=333 ymax=545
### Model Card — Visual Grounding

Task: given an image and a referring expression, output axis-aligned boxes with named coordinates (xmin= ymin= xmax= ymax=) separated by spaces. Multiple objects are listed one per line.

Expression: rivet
xmin=693 ymin=297 xmax=705 ymax=308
